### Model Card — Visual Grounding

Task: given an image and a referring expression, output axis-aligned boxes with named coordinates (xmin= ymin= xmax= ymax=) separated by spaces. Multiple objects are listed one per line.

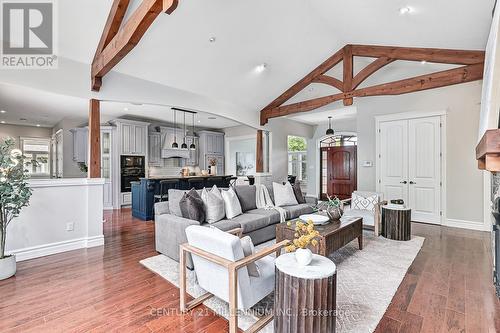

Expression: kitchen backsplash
xmin=148 ymin=159 xmax=201 ymax=177
xmin=149 ymin=158 xmax=183 ymax=177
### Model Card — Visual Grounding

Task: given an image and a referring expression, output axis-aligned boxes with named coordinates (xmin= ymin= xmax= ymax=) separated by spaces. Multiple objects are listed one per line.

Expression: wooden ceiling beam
xmin=260 ymin=44 xmax=485 ymax=125
xmin=343 ymin=45 xmax=353 ymax=106
xmin=92 ymin=0 xmax=131 ymax=64
xmin=350 ymin=45 xmax=485 ymax=65
xmin=352 ymin=56 xmax=394 ymax=89
xmin=350 ymin=63 xmax=483 ymax=98
xmin=261 ymin=63 xmax=484 ymax=123
xmin=260 ymin=48 xmax=344 ymax=112
xmin=91 ymin=0 xmax=179 ymax=91
xmin=312 ymin=75 xmax=343 ymax=91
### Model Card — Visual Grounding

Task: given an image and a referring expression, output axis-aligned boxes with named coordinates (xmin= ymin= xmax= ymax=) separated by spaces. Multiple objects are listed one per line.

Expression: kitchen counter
xmin=131 ymin=175 xmax=233 ymax=221
xmin=142 ymin=175 xmax=233 ymax=180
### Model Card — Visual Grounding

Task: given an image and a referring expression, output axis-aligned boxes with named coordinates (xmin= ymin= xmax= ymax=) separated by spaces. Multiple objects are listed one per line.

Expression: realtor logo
xmin=1 ymin=0 xmax=57 ymax=68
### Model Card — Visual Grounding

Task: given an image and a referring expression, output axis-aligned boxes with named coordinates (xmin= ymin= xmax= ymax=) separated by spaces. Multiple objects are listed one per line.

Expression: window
xmin=288 ymin=136 xmax=307 ymax=188
xmin=21 ymin=137 xmax=51 ymax=177
xmin=320 ymin=134 xmax=357 ymax=148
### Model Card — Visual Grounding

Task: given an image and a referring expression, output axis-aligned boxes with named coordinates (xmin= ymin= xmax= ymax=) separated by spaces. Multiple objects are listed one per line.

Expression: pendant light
xmin=190 ymin=113 xmax=196 ymax=150
xmin=181 ymin=111 xmax=188 ymax=149
xmin=326 ymin=116 xmax=334 ymax=135
xmin=172 ymin=109 xmax=178 ymax=148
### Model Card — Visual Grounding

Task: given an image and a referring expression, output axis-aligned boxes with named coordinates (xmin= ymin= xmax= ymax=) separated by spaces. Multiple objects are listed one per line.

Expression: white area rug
xmin=140 ymin=231 xmax=424 ymax=333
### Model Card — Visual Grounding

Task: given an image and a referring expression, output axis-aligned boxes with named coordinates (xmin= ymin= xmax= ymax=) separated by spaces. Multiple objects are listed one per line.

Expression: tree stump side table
xmin=274 ymin=253 xmax=337 ymax=333
xmin=381 ymin=205 xmax=411 ymax=241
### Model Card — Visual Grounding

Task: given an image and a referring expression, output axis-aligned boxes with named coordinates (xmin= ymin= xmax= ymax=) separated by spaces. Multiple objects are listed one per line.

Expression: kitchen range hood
xmin=161 ymin=147 xmax=190 ymax=159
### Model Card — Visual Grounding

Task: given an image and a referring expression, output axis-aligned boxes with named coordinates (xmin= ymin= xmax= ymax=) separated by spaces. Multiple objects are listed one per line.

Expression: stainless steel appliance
xmin=121 ymin=155 xmax=145 ymax=193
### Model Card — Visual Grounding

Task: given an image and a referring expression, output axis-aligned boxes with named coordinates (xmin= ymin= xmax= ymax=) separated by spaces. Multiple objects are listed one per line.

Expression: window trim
xmin=20 ymin=136 xmax=51 ymax=177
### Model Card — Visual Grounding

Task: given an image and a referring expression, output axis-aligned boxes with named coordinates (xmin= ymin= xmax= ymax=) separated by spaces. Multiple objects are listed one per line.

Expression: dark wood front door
xmin=321 ymin=146 xmax=357 ymax=200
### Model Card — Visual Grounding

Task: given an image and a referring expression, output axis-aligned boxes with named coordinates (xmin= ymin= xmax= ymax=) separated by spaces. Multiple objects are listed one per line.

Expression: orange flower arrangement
xmin=285 ymin=219 xmax=321 ymax=252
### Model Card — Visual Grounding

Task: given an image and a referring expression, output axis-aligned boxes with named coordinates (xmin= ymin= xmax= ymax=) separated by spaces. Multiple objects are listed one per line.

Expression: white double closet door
xmin=379 ymin=116 xmax=442 ymax=224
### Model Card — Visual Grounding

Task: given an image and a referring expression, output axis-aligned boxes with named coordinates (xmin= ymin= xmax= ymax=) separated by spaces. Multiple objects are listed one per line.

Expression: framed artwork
xmin=236 ymin=152 xmax=255 ymax=176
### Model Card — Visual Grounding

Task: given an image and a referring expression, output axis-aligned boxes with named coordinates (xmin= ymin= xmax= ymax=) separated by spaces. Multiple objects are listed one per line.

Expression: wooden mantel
xmin=476 ymin=129 xmax=500 ymax=172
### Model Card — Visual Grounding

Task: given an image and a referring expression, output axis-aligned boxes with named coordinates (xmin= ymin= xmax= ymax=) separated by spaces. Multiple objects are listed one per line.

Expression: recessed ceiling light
xmin=198 ymin=120 xmax=201 ymax=123
xmin=0 ymin=110 xmax=6 ymax=114
xmin=209 ymin=37 xmax=216 ymax=43
xmin=124 ymin=107 xmax=129 ymax=111
xmin=0 ymin=121 xmax=5 ymax=124
xmin=255 ymin=63 xmax=268 ymax=73
xmin=399 ymin=6 xmax=412 ymax=14
xmin=36 ymin=124 xmax=41 ymax=127
xmin=420 ymin=60 xmax=427 ymax=65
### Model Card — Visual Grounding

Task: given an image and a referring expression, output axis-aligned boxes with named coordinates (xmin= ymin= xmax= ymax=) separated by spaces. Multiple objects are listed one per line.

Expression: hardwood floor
xmin=0 ymin=209 xmax=231 ymax=333
xmin=1 ymin=210 xmax=499 ymax=332
xmin=375 ymin=222 xmax=500 ymax=333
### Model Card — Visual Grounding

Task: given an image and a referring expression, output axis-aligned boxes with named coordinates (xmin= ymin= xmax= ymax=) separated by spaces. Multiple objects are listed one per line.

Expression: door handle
xmin=410 ymin=181 xmax=416 ymax=184
xmin=400 ymin=181 xmax=407 ymax=184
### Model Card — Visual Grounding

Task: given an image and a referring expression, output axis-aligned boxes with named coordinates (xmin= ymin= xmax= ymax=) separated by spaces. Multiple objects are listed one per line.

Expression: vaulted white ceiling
xmin=1 ymin=0 xmax=496 ymax=127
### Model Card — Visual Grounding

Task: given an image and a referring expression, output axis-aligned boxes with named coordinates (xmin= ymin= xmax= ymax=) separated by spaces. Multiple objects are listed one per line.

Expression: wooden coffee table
xmin=276 ymin=216 xmax=363 ymax=257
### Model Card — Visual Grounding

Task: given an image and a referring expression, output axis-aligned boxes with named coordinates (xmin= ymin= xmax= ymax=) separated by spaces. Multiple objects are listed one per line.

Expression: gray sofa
xmin=154 ymin=184 xmax=316 ymax=268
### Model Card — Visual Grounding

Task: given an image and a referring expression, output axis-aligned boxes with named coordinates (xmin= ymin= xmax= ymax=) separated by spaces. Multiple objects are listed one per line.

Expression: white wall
xmin=225 ymin=119 xmax=315 ymax=182
xmin=354 ymin=82 xmax=484 ymax=226
xmin=6 ymin=179 xmax=104 ymax=261
xmin=226 ymin=137 xmax=257 ymax=177
xmin=0 ymin=124 xmax=52 ymax=148
xmin=265 ymin=118 xmax=315 ymax=182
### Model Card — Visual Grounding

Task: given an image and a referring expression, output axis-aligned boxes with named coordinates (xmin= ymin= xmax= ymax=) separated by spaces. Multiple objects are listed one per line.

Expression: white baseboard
xmin=445 ymin=218 xmax=490 ymax=232
xmin=8 ymin=235 xmax=105 ymax=262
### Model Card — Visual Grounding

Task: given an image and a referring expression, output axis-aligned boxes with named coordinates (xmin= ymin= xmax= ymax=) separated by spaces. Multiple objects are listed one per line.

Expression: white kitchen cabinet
xmin=110 ymin=119 xmax=150 ymax=156
xmin=70 ymin=128 xmax=88 ymax=163
xmin=148 ymin=132 xmax=162 ymax=166
xmin=184 ymin=136 xmax=199 ymax=166
xmin=54 ymin=130 xmax=64 ymax=178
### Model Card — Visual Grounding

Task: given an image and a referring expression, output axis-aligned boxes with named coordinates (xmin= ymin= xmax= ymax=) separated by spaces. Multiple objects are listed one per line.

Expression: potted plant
xmin=285 ymin=219 xmax=321 ymax=266
xmin=208 ymin=158 xmax=217 ymax=175
xmin=0 ymin=138 xmax=32 ymax=280
xmin=323 ymin=195 xmax=343 ymax=220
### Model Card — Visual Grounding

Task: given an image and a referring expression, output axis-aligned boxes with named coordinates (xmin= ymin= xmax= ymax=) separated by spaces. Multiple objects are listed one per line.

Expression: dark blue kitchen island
xmin=131 ymin=175 xmax=233 ymax=221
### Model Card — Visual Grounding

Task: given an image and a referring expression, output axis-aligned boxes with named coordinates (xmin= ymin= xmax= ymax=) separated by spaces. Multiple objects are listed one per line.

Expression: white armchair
xmin=180 ymin=225 xmax=289 ymax=333
xmin=341 ymin=191 xmax=387 ymax=235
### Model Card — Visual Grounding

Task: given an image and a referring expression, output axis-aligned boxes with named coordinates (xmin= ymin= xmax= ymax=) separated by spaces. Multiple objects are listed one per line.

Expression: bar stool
xmin=154 ymin=179 xmax=179 ymax=202
xmin=246 ymin=175 xmax=255 ymax=185
xmin=188 ymin=177 xmax=205 ymax=190
xmin=206 ymin=176 xmax=224 ymax=188
xmin=227 ymin=176 xmax=238 ymax=187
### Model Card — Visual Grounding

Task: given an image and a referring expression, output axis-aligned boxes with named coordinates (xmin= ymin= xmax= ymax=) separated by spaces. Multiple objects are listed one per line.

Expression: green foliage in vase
xmin=326 ymin=194 xmax=341 ymax=207
xmin=0 ymin=138 xmax=32 ymax=259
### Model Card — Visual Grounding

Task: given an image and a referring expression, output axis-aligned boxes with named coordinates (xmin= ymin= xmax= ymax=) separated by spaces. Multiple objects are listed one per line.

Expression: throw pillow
xmin=221 ymin=188 xmax=243 ymax=219
xmin=292 ymin=183 xmax=306 ymax=204
xmin=240 ymin=236 xmax=260 ymax=277
xmin=201 ymin=185 xmax=225 ymax=223
xmin=272 ymin=182 xmax=298 ymax=207
xmin=234 ymin=185 xmax=257 ymax=212
xmin=352 ymin=192 xmax=378 ymax=212
xmin=179 ymin=188 xmax=206 ymax=223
